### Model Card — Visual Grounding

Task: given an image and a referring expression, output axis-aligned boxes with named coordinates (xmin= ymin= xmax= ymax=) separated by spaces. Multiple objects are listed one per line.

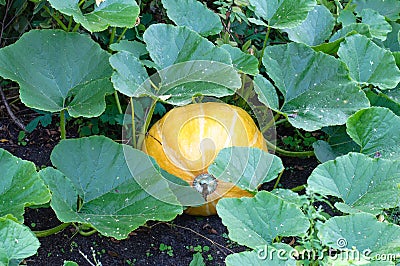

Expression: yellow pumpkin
xmin=142 ymin=102 xmax=267 ymax=216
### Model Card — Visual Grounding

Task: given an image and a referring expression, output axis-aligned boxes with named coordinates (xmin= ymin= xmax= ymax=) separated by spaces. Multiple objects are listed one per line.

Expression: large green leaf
xmin=248 ymin=0 xmax=316 ymax=29
xmin=109 ymin=51 xmax=149 ymax=97
xmin=337 ymin=10 xmax=357 ymax=26
xmin=358 ymin=9 xmax=392 ymax=41
xmin=216 ymin=191 xmax=310 ymax=249
xmin=0 ymin=149 xmax=50 ymax=222
xmin=40 ymin=136 xmax=182 ymax=240
xmin=143 ymin=24 xmax=232 ymax=69
xmin=0 ymin=217 xmax=40 ymax=266
xmin=307 ymin=153 xmax=400 ymax=214
xmin=0 ymin=30 xmax=113 ymax=117
xmin=260 ymin=42 xmax=369 ymax=131
xmin=109 ymin=40 xmax=148 ymax=57
xmin=253 ymin=75 xmax=279 ymax=110
xmin=346 ymin=107 xmax=400 ymax=160
xmin=208 ymin=147 xmax=283 ymax=192
xmin=220 ymin=44 xmax=259 ymax=75
xmin=48 ymin=0 xmax=140 ymax=32
xmin=338 ymin=34 xmax=400 ymax=90
xmin=134 ymin=60 xmax=241 ymax=106
xmin=353 ymin=0 xmax=400 ymax=20
xmin=284 ymin=5 xmax=335 ymax=46
xmin=317 ymin=213 xmax=400 ymax=256
xmin=161 ymin=0 xmax=222 ymax=36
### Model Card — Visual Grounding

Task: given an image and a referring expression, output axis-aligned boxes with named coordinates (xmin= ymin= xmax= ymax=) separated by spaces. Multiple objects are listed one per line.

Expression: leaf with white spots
xmin=220 ymin=44 xmax=259 ymax=75
xmin=39 ymin=136 xmax=182 ymax=240
xmin=161 ymin=0 xmax=222 ymax=36
xmin=48 ymin=0 xmax=140 ymax=32
xmin=353 ymin=0 xmax=400 ymax=20
xmin=262 ymin=42 xmax=369 ymax=131
xmin=0 ymin=148 xmax=50 ymax=222
xmin=358 ymin=8 xmax=392 ymax=41
xmin=284 ymin=5 xmax=335 ymax=46
xmin=307 ymin=152 xmax=400 ymax=214
xmin=0 ymin=30 xmax=114 ymax=117
xmin=248 ymin=0 xmax=317 ymax=29
xmin=110 ymin=51 xmax=149 ymax=97
xmin=346 ymin=107 xmax=400 ymax=160
xmin=0 ymin=216 xmax=40 ymax=265
xmin=141 ymin=24 xmax=241 ymax=105
xmin=216 ymin=191 xmax=310 ymax=249
xmin=317 ymin=213 xmax=400 ymax=256
xmin=338 ymin=34 xmax=400 ymax=90
xmin=134 ymin=60 xmax=241 ymax=106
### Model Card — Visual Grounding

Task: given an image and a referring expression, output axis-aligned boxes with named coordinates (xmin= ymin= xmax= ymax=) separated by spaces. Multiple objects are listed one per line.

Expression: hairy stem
xmin=266 ymin=139 xmax=314 ymax=157
xmin=258 ymin=26 xmax=271 ymax=68
xmin=272 ymin=170 xmax=285 ymax=190
xmin=291 ymin=184 xmax=306 ymax=192
xmin=43 ymin=6 xmax=68 ymax=31
xmin=34 ymin=222 xmax=71 ymax=237
xmin=114 ymin=91 xmax=123 ymax=114
xmin=60 ymin=109 xmax=66 ymax=139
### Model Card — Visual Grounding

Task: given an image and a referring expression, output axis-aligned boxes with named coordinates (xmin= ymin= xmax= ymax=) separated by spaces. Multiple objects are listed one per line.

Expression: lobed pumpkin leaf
xmin=40 ymin=136 xmax=182 ymax=240
xmin=338 ymin=34 xmax=400 ymax=90
xmin=109 ymin=51 xmax=149 ymax=97
xmin=284 ymin=5 xmax=335 ymax=46
xmin=161 ymin=0 xmax=222 ymax=36
xmin=346 ymin=107 xmax=400 ymax=160
xmin=109 ymin=40 xmax=148 ymax=57
xmin=134 ymin=60 xmax=241 ymax=106
xmin=132 ymin=25 xmax=242 ymax=105
xmin=220 ymin=44 xmax=259 ymax=75
xmin=0 ymin=216 xmax=40 ymax=266
xmin=48 ymin=0 xmax=140 ymax=32
xmin=253 ymin=74 xmax=279 ymax=110
xmin=307 ymin=152 xmax=400 ymax=214
xmin=0 ymin=148 xmax=50 ymax=222
xmin=248 ymin=0 xmax=316 ymax=29
xmin=353 ymin=0 xmax=400 ymax=20
xmin=216 ymin=191 xmax=310 ymax=249
xmin=143 ymin=24 xmax=231 ymax=69
xmin=261 ymin=42 xmax=369 ymax=131
xmin=317 ymin=213 xmax=400 ymax=256
xmin=337 ymin=10 xmax=357 ymax=26
xmin=357 ymin=9 xmax=392 ymax=41
xmin=0 ymin=30 xmax=113 ymax=117
xmin=208 ymin=147 xmax=283 ymax=192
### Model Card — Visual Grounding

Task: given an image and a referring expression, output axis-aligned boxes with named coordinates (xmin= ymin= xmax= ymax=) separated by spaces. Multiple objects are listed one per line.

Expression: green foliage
xmin=1 ymin=0 xmax=400 ymax=263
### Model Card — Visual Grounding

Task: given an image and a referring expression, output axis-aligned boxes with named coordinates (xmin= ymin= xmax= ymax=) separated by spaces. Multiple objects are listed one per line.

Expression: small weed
xmin=17 ymin=131 xmax=27 ymax=146
xmin=159 ymin=243 xmax=174 ymax=257
xmin=125 ymin=258 xmax=136 ymax=265
xmin=186 ymin=244 xmax=213 ymax=261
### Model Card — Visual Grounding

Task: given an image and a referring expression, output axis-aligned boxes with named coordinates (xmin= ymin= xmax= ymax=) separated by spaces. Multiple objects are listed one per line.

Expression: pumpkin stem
xmin=193 ymin=173 xmax=218 ymax=200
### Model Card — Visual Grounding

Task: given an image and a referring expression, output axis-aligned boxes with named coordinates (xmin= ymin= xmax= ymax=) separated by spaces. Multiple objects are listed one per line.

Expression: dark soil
xmin=0 ymin=100 xmax=319 ymax=266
